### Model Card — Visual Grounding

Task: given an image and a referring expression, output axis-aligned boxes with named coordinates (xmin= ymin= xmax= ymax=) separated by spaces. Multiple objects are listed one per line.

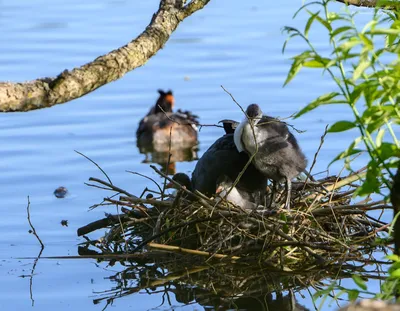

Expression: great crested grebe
xmin=136 ymin=90 xmax=199 ymax=150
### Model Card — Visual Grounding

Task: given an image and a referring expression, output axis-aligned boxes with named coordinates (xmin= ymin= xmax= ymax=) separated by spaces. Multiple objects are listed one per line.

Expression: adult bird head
xmin=165 ymin=173 xmax=192 ymax=191
xmin=154 ymin=89 xmax=175 ymax=114
xmin=218 ymin=119 xmax=240 ymax=135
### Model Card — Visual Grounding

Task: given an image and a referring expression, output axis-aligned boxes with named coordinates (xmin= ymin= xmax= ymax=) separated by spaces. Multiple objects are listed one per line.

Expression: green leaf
xmin=366 ymin=118 xmax=385 ymax=133
xmin=388 ymin=260 xmax=400 ymax=273
xmin=353 ymin=60 xmax=371 ymax=81
xmin=361 ymin=19 xmax=378 ymax=34
xmin=329 ymin=148 xmax=363 ymax=166
xmin=386 ymin=20 xmax=400 ymax=47
xmin=330 ymin=26 xmax=353 ymax=39
xmin=284 ymin=58 xmax=303 ymax=86
xmin=387 ymin=254 xmax=400 ymax=262
xmin=315 ymin=14 xmax=332 ymax=32
xmin=313 ymin=282 xmax=337 ymax=299
xmin=352 ymin=275 xmax=367 ymax=291
xmin=354 ymin=162 xmax=380 ymax=196
xmin=329 ymin=138 xmax=363 ymax=166
xmin=347 ymin=289 xmax=359 ymax=301
xmin=336 ymin=38 xmax=362 ymax=53
xmin=328 ymin=121 xmax=356 ymax=133
xmin=303 ymin=59 xmax=328 ymax=68
xmin=292 ymin=1 xmax=323 ymax=19
xmin=305 ymin=11 xmax=320 ymax=38
xmin=359 ymin=33 xmax=374 ymax=50
xmin=284 ymin=51 xmax=313 ymax=86
xmin=366 ymin=28 xmax=400 ymax=35
xmin=294 ymin=92 xmax=345 ymax=118
xmin=349 ymin=85 xmax=363 ymax=105
xmin=391 ymin=268 xmax=400 ymax=278
xmin=376 ymin=128 xmax=385 ymax=147
xmin=376 ymin=143 xmax=399 ymax=161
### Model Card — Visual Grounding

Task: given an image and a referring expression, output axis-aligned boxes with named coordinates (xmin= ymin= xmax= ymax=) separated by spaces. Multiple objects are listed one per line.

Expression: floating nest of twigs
xmin=78 ymin=165 xmax=391 ymax=270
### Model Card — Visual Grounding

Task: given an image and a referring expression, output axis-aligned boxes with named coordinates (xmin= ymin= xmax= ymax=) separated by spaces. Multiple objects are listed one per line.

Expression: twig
xmin=75 ymin=150 xmax=113 ymax=185
xmin=303 ymin=125 xmax=329 ymax=190
xmin=161 ymin=127 xmax=173 ymax=200
xmin=132 ymin=214 xmax=232 ymax=253
xmin=148 ymin=242 xmax=240 ymax=260
xmin=89 ymin=177 xmax=137 ymax=198
xmin=198 ymin=123 xmax=224 ymax=131
xmin=150 ymin=165 xmax=214 ymax=207
xmin=120 ymin=195 xmax=172 ymax=208
xmin=220 ymin=85 xmax=258 ymax=201
xmin=104 ymin=198 xmax=149 ymax=214
xmin=27 ymin=196 xmax=44 ymax=248
xmin=126 ymin=171 xmax=163 ymax=194
xmin=77 ymin=214 xmax=132 ymax=236
xmin=26 ymin=196 xmax=44 ymax=307
xmin=157 ymin=103 xmax=222 ymax=131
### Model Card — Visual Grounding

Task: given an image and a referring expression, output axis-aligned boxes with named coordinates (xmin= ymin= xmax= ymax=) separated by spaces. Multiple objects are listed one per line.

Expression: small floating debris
xmin=60 ymin=220 xmax=68 ymax=227
xmin=54 ymin=186 xmax=68 ymax=198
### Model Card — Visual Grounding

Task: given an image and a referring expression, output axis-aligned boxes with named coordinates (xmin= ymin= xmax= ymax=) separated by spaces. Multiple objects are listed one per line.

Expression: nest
xmin=78 ymin=164 xmax=391 ymax=271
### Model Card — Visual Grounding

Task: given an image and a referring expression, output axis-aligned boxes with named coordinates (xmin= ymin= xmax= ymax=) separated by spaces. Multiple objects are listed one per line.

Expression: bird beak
xmin=249 ymin=117 xmax=258 ymax=126
xmin=216 ymin=186 xmax=223 ymax=195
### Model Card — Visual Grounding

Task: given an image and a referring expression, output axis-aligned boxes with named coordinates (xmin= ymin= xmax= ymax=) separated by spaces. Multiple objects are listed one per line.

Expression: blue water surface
xmin=0 ymin=1 xmax=389 ymax=310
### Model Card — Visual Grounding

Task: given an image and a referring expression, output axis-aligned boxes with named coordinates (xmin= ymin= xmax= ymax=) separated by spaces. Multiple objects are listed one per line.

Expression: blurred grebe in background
xmin=136 ymin=89 xmax=199 ymax=151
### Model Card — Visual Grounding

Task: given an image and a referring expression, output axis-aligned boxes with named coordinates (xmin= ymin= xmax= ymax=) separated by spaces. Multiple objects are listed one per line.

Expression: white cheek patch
xmin=234 ymin=120 xmax=246 ymax=152
xmin=234 ymin=117 xmax=267 ymax=154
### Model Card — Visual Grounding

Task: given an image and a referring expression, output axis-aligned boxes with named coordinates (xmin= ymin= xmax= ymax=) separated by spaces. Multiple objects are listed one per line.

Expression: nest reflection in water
xmin=78 ymin=165 xmax=391 ymax=309
xmin=79 ymin=249 xmax=387 ymax=310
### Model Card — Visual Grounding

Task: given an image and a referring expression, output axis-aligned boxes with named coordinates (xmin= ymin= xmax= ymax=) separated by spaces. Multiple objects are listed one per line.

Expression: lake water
xmin=0 ymin=1 xmax=388 ymax=310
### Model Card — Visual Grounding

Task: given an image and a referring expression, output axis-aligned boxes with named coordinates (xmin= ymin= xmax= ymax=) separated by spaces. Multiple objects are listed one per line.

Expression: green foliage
xmin=285 ymin=0 xmax=400 ymax=307
xmin=376 ymin=254 xmax=400 ymax=300
xmin=313 ymin=276 xmax=372 ymax=309
xmin=284 ymin=0 xmax=400 ymax=199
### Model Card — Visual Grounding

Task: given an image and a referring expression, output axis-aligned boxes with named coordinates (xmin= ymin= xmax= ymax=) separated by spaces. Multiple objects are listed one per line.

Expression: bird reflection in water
xmin=137 ymin=144 xmax=199 ymax=175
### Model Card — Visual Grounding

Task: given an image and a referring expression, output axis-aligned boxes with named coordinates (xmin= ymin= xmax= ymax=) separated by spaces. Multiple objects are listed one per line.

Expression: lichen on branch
xmin=0 ymin=0 xmax=210 ymax=112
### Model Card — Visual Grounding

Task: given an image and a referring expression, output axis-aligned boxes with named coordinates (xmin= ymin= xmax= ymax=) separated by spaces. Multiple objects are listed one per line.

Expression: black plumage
xmin=218 ymin=119 xmax=239 ymax=135
xmin=191 ymin=133 xmax=269 ymax=206
xmin=167 ymin=173 xmax=193 ymax=191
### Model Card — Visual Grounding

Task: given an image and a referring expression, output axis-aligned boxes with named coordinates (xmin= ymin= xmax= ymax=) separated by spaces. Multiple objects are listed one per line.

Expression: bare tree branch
xmin=335 ymin=0 xmax=397 ymax=9
xmin=0 ymin=0 xmax=210 ymax=112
